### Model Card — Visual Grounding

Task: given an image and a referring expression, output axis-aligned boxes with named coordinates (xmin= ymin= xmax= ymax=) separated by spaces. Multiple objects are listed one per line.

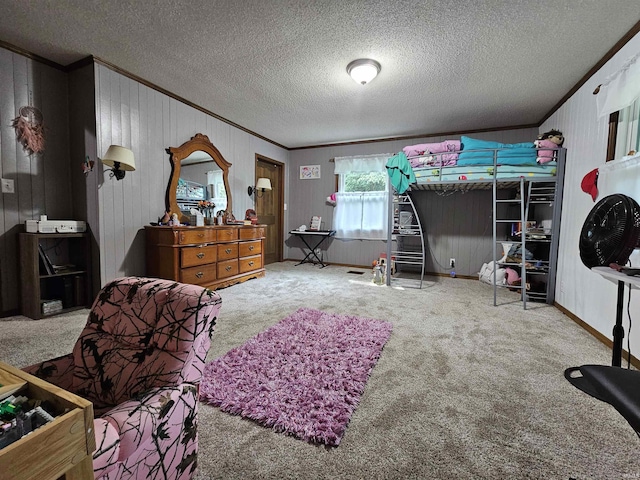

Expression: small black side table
xmin=289 ymin=230 xmax=336 ymax=268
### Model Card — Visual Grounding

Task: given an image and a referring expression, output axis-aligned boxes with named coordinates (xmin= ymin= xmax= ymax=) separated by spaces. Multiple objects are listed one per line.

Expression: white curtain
xmin=333 ymin=153 xmax=392 ymax=240
xmin=333 ymin=153 xmax=391 ymax=174
xmin=597 ymin=51 xmax=640 ymax=118
xmin=334 ymin=192 xmax=388 ymax=239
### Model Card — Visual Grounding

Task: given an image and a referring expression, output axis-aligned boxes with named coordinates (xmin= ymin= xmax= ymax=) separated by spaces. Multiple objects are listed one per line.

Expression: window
xmin=333 ymin=154 xmax=391 ymax=240
xmin=597 ymin=52 xmax=640 ymax=161
xmin=340 ymin=171 xmax=387 ymax=193
xmin=611 ymin=99 xmax=640 ymax=160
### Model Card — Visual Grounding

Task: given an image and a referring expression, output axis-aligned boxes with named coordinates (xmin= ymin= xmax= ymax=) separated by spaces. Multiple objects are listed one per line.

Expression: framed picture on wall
xmin=300 ymin=165 xmax=321 ymax=179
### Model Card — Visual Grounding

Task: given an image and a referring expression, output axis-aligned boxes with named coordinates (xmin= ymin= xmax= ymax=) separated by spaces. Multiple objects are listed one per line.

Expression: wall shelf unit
xmin=19 ymin=232 xmax=92 ymax=319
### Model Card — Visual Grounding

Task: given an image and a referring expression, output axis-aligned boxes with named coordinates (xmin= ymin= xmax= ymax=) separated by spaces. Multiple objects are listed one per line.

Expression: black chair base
xmin=565 ymin=364 xmax=640 ymax=433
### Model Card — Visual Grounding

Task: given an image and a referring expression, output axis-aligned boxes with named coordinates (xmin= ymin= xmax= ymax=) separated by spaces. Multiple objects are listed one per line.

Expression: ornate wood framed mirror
xmin=166 ymin=133 xmax=232 ymax=224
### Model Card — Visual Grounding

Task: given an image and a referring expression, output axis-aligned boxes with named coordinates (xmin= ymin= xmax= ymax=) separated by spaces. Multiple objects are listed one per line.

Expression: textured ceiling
xmin=0 ymin=1 xmax=639 ymax=148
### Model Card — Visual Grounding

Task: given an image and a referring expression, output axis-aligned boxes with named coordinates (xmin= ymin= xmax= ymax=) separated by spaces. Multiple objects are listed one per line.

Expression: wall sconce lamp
xmin=347 ymin=59 xmax=381 ymax=85
xmin=248 ymin=177 xmax=272 ymax=199
xmin=102 ymin=145 xmax=136 ymax=180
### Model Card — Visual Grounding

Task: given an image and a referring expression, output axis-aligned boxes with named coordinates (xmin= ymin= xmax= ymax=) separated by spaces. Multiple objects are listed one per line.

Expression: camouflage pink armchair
xmin=24 ymin=277 xmax=221 ymax=480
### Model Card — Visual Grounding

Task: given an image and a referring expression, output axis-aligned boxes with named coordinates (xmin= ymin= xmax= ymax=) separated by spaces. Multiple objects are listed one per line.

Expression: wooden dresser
xmin=145 ymin=224 xmax=265 ymax=289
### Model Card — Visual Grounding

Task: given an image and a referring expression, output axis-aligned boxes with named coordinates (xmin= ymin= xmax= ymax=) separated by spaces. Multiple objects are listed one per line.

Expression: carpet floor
xmin=1 ymin=262 xmax=639 ymax=479
xmin=199 ymin=307 xmax=392 ymax=446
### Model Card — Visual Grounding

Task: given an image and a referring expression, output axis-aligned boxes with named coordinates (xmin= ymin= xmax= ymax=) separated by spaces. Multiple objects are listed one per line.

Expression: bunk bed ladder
xmin=387 ymin=189 xmax=425 ymax=289
xmin=493 ymin=177 xmax=527 ymax=307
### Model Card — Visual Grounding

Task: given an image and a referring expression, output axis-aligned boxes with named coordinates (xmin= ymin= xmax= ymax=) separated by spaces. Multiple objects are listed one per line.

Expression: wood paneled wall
xmin=92 ymin=63 xmax=290 ymax=288
xmin=413 ymin=190 xmax=509 ymax=276
xmin=540 ymin=32 xmax=640 ymax=354
xmin=0 ymin=51 xmax=290 ymax=314
xmin=287 ymin=128 xmax=537 ymax=274
xmin=0 ymin=47 xmax=71 ymax=313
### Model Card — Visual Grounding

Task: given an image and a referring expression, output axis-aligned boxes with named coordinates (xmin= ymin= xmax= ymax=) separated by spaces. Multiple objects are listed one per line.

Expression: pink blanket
xmin=403 ymin=140 xmax=461 ymax=157
xmin=409 ymin=153 xmax=458 ymax=168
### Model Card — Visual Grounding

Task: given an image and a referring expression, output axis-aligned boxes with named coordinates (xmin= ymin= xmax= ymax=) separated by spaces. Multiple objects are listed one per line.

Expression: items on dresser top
xmin=145 ymin=224 xmax=265 ymax=290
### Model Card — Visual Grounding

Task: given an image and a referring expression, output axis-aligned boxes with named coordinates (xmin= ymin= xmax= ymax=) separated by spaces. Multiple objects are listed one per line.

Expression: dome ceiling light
xmin=346 ymin=59 xmax=381 ymax=85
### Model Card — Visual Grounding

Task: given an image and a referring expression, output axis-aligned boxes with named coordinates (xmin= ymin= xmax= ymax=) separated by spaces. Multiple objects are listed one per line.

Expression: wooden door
xmin=255 ymin=155 xmax=284 ymax=264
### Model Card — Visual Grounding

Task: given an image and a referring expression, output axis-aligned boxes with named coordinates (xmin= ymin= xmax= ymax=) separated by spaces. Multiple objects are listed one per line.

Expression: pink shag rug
xmin=199 ymin=307 xmax=393 ymax=446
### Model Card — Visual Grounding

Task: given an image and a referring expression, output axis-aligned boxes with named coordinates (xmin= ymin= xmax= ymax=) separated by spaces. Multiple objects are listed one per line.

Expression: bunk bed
xmin=176 ymin=178 xmax=206 ymax=212
xmin=386 ymin=135 xmax=566 ymax=308
xmin=406 ymin=136 xmax=560 ymax=189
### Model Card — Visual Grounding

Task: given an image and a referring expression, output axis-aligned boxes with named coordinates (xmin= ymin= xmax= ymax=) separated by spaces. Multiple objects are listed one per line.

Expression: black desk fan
xmin=578 ymin=193 xmax=640 ymax=270
xmin=566 ymin=193 xmax=640 ymax=433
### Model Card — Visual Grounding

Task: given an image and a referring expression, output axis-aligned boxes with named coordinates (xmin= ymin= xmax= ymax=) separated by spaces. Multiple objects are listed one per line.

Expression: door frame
xmin=255 ymin=154 xmax=285 ymax=262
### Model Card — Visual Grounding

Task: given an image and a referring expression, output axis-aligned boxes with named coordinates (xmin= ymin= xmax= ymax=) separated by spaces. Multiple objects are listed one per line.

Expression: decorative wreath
xmin=12 ymin=106 xmax=45 ymax=155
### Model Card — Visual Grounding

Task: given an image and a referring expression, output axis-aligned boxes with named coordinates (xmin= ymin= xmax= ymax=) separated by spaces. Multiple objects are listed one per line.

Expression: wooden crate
xmin=0 ymin=362 xmax=95 ymax=480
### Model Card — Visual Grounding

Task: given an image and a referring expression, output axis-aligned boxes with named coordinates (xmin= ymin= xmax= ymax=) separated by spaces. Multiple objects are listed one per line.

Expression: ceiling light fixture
xmin=346 ymin=59 xmax=381 ymax=85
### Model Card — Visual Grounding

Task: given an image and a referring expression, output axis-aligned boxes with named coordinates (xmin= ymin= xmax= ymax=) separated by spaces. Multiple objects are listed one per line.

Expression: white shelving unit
xmin=386 ymin=190 xmax=425 ymax=289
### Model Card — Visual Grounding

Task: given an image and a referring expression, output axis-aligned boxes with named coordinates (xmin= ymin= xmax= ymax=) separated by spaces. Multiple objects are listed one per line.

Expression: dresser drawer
xmin=217 ymin=242 xmax=238 ymax=261
xmin=181 ymin=245 xmax=217 ymax=268
xmin=239 ymin=254 xmax=262 ymax=273
xmin=218 ymin=259 xmax=239 ymax=279
xmin=240 ymin=227 xmax=265 ymax=240
xmin=179 ymin=229 xmax=216 ymax=245
xmin=239 ymin=240 xmax=262 ymax=257
xmin=217 ymin=228 xmax=238 ymax=242
xmin=180 ymin=264 xmax=217 ymax=285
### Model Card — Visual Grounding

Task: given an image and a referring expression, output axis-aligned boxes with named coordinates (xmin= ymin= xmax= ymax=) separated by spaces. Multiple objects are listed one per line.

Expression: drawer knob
xmin=225 ymin=248 xmax=232 ymax=254
xmin=197 ymin=253 xmax=205 ymax=258
xmin=248 ymin=261 xmax=254 ymax=266
xmin=225 ymin=265 xmax=232 ymax=271
xmin=195 ymin=272 xmax=203 ymax=278
xmin=249 ymin=245 xmax=254 ymax=251
xmin=198 ymin=233 xmax=205 ymax=238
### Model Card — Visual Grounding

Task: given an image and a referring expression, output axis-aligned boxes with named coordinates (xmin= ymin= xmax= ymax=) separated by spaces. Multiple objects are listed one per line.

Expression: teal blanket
xmin=386 ymin=152 xmax=416 ymax=194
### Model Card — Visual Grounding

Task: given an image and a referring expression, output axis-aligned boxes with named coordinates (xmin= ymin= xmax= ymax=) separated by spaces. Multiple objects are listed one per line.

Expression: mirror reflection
xmin=178 ymin=151 xmax=228 ymax=214
xmin=166 ymin=133 xmax=232 ymax=225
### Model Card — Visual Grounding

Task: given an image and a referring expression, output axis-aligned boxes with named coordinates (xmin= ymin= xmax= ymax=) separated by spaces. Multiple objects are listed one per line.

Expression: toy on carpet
xmin=535 ymin=129 xmax=564 ymax=164
xmin=371 ymin=260 xmax=384 ymax=285
xmin=378 ymin=253 xmax=396 ymax=276
xmin=504 ymin=267 xmax=521 ymax=292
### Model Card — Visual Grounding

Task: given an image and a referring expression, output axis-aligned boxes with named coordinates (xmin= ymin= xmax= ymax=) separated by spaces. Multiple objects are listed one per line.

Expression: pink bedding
xmin=403 ymin=140 xmax=461 ymax=157
xmin=409 ymin=153 xmax=458 ymax=168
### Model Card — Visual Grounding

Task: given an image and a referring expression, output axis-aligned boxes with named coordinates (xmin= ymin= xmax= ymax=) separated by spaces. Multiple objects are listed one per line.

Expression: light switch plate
xmin=1 ymin=178 xmax=14 ymax=194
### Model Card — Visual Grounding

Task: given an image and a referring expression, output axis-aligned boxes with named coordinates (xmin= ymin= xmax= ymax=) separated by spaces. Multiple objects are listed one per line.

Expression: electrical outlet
xmin=450 ymin=258 xmax=456 ymax=268
xmin=1 ymin=178 xmax=14 ymax=194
